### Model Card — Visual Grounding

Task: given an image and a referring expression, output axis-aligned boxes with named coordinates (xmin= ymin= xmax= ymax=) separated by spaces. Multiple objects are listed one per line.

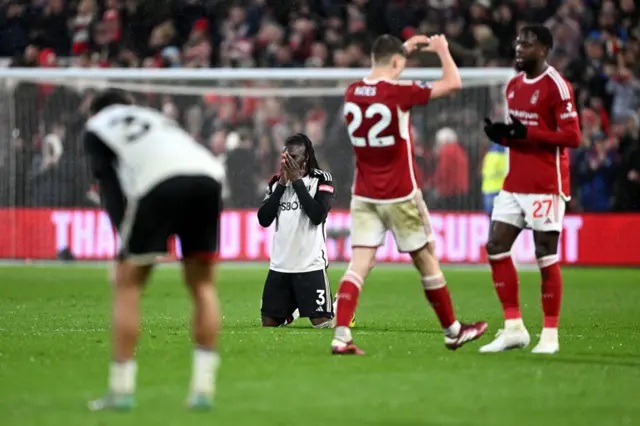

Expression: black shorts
xmin=261 ymin=269 xmax=334 ymax=319
xmin=119 ymin=175 xmax=222 ymax=263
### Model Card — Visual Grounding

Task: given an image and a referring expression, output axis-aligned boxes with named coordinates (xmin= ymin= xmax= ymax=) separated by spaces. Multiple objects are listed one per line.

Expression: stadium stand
xmin=0 ymin=0 xmax=638 ymax=212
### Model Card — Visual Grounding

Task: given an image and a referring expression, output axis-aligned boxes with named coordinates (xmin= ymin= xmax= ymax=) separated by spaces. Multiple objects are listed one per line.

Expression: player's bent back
xmin=85 ymin=90 xmax=225 ymax=410
xmin=86 ymin=104 xmax=225 ymax=199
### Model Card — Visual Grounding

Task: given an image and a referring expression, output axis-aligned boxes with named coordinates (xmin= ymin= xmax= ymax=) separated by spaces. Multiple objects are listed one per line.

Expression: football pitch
xmin=0 ymin=263 xmax=638 ymax=426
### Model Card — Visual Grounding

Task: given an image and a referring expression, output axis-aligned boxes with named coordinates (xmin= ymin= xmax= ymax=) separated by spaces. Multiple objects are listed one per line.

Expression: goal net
xmin=0 ymin=67 xmax=515 ymax=262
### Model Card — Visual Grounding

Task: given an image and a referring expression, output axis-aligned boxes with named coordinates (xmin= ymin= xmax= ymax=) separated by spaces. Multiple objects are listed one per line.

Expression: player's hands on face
xmin=283 ymin=152 xmax=304 ymax=181
xmin=424 ymin=35 xmax=449 ymax=54
xmin=279 ymin=153 xmax=288 ymax=184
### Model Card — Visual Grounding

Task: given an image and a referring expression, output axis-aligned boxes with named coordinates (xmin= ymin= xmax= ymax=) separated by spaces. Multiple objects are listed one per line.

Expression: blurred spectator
xmin=613 ymin=112 xmax=640 ymax=211
xmin=574 ymin=132 xmax=617 ymax=212
xmin=0 ymin=0 xmax=638 ymax=213
xmin=606 ymin=68 xmax=640 ymax=118
xmin=183 ymin=18 xmax=211 ymax=68
xmin=481 ymin=143 xmax=508 ymax=215
xmin=428 ymin=128 xmax=469 ymax=210
xmin=207 ymin=129 xmax=230 ymax=203
xmin=225 ymin=128 xmax=259 ymax=207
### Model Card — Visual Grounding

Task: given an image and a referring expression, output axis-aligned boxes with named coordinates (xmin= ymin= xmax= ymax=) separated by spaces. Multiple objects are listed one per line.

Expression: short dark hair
xmin=90 ymin=88 xmax=134 ymax=115
xmin=371 ymin=34 xmax=406 ymax=64
xmin=285 ymin=133 xmax=319 ymax=174
xmin=520 ymin=24 xmax=554 ymax=52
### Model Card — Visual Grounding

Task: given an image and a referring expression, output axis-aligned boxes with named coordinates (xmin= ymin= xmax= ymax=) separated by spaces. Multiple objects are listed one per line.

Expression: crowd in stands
xmin=0 ymin=0 xmax=638 ymax=212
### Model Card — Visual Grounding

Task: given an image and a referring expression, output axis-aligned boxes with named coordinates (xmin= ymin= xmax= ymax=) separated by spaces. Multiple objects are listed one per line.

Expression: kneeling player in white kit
xmin=258 ymin=133 xmax=337 ymax=328
xmin=332 ymin=34 xmax=488 ymax=355
xmin=84 ymin=89 xmax=225 ymax=410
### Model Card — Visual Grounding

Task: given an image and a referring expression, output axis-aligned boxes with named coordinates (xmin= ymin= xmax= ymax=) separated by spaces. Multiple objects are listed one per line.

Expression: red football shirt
xmin=502 ymin=66 xmax=581 ymax=198
xmin=343 ymin=78 xmax=432 ymax=202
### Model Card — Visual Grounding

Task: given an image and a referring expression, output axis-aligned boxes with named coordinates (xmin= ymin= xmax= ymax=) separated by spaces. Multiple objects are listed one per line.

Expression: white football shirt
xmin=265 ymin=169 xmax=333 ymax=273
xmin=85 ymin=104 xmax=225 ymax=199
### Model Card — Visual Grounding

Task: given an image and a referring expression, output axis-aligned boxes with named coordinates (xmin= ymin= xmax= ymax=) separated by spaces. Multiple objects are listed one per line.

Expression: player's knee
xmin=410 ymin=243 xmax=441 ymax=277
xmin=345 ymin=262 xmax=370 ymax=282
xmin=182 ymin=257 xmax=214 ymax=289
xmin=349 ymin=247 xmax=377 ymax=278
xmin=261 ymin=316 xmax=283 ymax=327
xmin=534 ymin=245 xmax=556 ymax=260
xmin=485 ymin=239 xmax=508 ymax=256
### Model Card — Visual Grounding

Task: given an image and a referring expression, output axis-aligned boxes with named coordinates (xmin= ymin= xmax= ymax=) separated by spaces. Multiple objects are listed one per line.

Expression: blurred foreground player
xmin=482 ymin=25 xmax=581 ymax=354
xmin=258 ymin=133 xmax=340 ymax=328
xmin=332 ymin=34 xmax=488 ymax=355
xmin=84 ymin=89 xmax=225 ymax=410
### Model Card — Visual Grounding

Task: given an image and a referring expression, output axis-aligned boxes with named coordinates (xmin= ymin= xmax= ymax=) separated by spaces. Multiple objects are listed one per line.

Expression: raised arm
xmin=423 ymin=35 xmax=462 ymax=99
xmin=396 ymin=35 xmax=462 ymax=109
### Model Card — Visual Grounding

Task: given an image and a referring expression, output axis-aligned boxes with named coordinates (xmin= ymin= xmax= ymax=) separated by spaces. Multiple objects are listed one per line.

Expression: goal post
xmin=0 ymin=67 xmax=515 ymax=261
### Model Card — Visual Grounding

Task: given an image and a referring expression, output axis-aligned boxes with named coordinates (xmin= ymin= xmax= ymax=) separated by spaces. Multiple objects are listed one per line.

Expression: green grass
xmin=0 ymin=264 xmax=638 ymax=426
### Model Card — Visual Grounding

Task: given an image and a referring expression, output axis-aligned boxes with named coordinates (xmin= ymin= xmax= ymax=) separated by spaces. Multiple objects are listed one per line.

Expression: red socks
xmin=489 ymin=253 xmax=563 ymax=328
xmin=422 ymin=275 xmax=456 ymax=329
xmin=488 ymin=254 xmax=521 ymax=320
xmin=335 ymin=271 xmax=363 ymax=328
xmin=538 ymin=256 xmax=562 ymax=328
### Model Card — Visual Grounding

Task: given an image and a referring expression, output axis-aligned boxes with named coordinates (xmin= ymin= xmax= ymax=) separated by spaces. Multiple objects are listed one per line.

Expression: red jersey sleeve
xmin=527 ymin=75 xmax=581 ymax=148
xmin=395 ymin=81 xmax=433 ymax=110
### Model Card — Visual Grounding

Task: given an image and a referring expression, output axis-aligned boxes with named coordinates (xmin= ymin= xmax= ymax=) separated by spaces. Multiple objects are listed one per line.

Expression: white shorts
xmin=350 ymin=192 xmax=434 ymax=253
xmin=491 ymin=191 xmax=566 ymax=232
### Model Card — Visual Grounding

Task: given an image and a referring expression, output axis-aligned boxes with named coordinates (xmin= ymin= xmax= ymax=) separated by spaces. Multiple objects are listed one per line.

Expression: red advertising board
xmin=0 ymin=208 xmax=638 ymax=265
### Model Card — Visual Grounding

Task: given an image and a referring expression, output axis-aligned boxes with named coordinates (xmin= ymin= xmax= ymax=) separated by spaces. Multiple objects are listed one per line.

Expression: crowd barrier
xmin=1 ymin=209 xmax=638 ymax=266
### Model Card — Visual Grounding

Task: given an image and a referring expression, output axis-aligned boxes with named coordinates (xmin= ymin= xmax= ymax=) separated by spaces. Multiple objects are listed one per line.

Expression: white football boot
xmin=479 ymin=319 xmax=530 ymax=353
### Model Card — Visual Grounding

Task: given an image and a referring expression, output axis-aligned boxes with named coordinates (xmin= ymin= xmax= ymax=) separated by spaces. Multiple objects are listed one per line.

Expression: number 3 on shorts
xmin=316 ymin=290 xmax=326 ymax=306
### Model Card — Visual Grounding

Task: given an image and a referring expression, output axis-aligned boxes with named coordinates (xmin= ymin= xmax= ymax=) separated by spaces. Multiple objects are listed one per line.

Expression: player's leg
xmin=529 ymin=194 xmax=566 ymax=354
xmin=175 ymin=176 xmax=224 ymax=409
xmin=389 ymin=194 xmax=487 ymax=350
xmin=88 ymin=260 xmax=154 ymax=412
xmin=331 ymin=198 xmax=382 ymax=354
xmin=261 ymin=270 xmax=296 ymax=327
xmin=480 ymin=191 xmax=530 ymax=353
xmin=331 ymin=298 xmax=355 ymax=328
xmin=291 ymin=270 xmax=333 ymax=328
xmin=409 ymin=242 xmax=487 ymax=349
xmin=181 ymin=256 xmax=221 ymax=408
xmin=89 ymin=194 xmax=169 ymax=411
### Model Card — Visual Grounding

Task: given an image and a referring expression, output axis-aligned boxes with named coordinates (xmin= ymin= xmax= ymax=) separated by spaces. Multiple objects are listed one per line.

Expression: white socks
xmin=505 ymin=318 xmax=526 ymax=330
xmin=109 ymin=360 xmax=137 ymax=395
xmin=334 ymin=326 xmax=352 ymax=342
xmin=190 ymin=348 xmax=221 ymax=396
xmin=108 ymin=350 xmax=220 ymax=397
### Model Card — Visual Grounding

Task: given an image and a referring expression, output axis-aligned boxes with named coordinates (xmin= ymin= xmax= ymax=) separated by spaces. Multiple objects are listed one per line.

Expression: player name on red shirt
xmin=503 ymin=66 xmax=581 ymax=198
xmin=344 ymin=79 xmax=432 ymax=203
